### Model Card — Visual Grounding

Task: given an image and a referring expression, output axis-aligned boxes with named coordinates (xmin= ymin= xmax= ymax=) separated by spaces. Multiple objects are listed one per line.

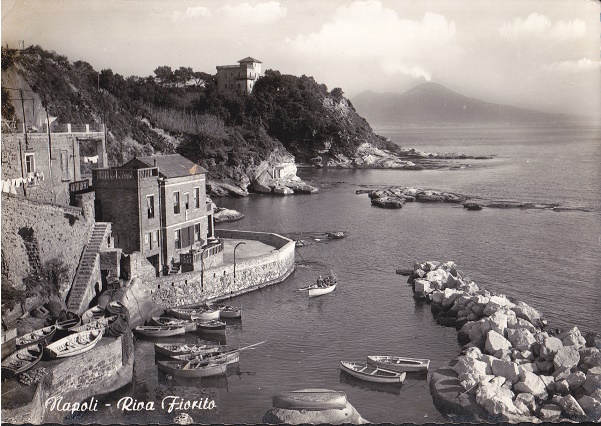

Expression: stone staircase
xmin=18 ymin=227 xmax=42 ymax=274
xmin=66 ymin=222 xmax=111 ymax=312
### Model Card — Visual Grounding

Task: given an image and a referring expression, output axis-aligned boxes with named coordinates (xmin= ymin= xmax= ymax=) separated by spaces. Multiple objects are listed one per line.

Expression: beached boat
xmin=168 ymin=306 xmax=220 ymax=321
xmin=216 ymin=305 xmax=242 ymax=319
xmin=134 ymin=325 xmax=185 ymax=338
xmin=154 ymin=342 xmax=223 ymax=357
xmin=156 ymin=359 xmax=227 ymax=378
xmin=45 ymin=329 xmax=103 ymax=359
xmin=150 ymin=317 xmax=196 ymax=332
xmin=339 ymin=361 xmax=406 ymax=384
xmin=196 ymin=320 xmax=226 ymax=334
xmin=56 ymin=314 xmax=82 ymax=331
xmin=16 ymin=325 xmax=57 ymax=349
xmin=366 ymin=356 xmax=430 ymax=373
xmin=273 ymin=389 xmax=347 ymax=411
xmin=1 ymin=344 xmax=43 ymax=376
xmin=71 ymin=316 xmax=117 ymax=334
xmin=170 ymin=349 xmax=240 ymax=365
xmin=106 ymin=301 xmax=127 ymax=315
xmin=81 ymin=306 xmax=105 ymax=323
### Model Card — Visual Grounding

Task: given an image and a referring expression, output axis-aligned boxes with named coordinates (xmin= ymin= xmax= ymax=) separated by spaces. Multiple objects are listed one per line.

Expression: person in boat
xmin=317 ymin=276 xmax=325 ymax=287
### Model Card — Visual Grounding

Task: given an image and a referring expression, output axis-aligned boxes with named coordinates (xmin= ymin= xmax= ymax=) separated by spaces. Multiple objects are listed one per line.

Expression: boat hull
xmin=1 ymin=344 xmax=43 ymax=376
xmin=169 ymin=308 xmax=220 ymax=321
xmin=171 ymin=350 xmax=239 ymax=365
xmin=367 ymin=356 xmax=430 ymax=373
xmin=308 ymin=283 xmax=336 ymax=298
xmin=273 ymin=389 xmax=347 ymax=410
xmin=134 ymin=326 xmax=185 ymax=338
xmin=45 ymin=330 xmax=103 ymax=359
xmin=339 ymin=361 xmax=406 ymax=384
xmin=157 ymin=360 xmax=227 ymax=378
xmin=217 ymin=305 xmax=242 ymax=319
xmin=151 ymin=317 xmax=196 ymax=332
xmin=154 ymin=343 xmax=222 ymax=357
xmin=16 ymin=326 xmax=57 ymax=349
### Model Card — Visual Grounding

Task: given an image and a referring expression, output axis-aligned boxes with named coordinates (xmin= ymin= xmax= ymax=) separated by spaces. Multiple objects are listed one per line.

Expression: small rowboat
xmin=16 ymin=326 xmax=57 ymax=349
xmin=106 ymin=301 xmax=127 ymax=315
xmin=71 ymin=316 xmax=117 ymax=334
xmin=157 ymin=359 xmax=227 ymax=378
xmin=150 ymin=317 xmax=196 ymax=332
xmin=169 ymin=306 xmax=220 ymax=321
xmin=308 ymin=283 xmax=336 ymax=298
xmin=45 ymin=329 xmax=103 ymax=359
xmin=1 ymin=344 xmax=43 ymax=376
xmin=367 ymin=356 xmax=430 ymax=373
xmin=339 ymin=361 xmax=406 ymax=384
xmin=81 ymin=306 xmax=105 ymax=323
xmin=216 ymin=305 xmax=242 ymax=319
xmin=273 ymin=389 xmax=347 ymax=411
xmin=134 ymin=325 xmax=185 ymax=338
xmin=154 ymin=342 xmax=222 ymax=357
xmin=196 ymin=320 xmax=226 ymax=334
xmin=56 ymin=314 xmax=82 ymax=331
xmin=171 ymin=349 xmax=240 ymax=365
xmin=299 ymin=274 xmax=338 ymax=298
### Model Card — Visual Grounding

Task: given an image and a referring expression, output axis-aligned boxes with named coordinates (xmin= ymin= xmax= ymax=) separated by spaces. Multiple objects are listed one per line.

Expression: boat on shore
xmin=45 ymin=329 xmax=103 ymax=359
xmin=154 ymin=342 xmax=223 ymax=357
xmin=81 ymin=306 xmax=105 ymax=323
xmin=366 ymin=355 xmax=430 ymax=373
xmin=272 ymin=389 xmax=347 ymax=410
xmin=134 ymin=325 xmax=185 ymax=338
xmin=157 ymin=359 xmax=227 ymax=378
xmin=56 ymin=313 xmax=82 ymax=331
xmin=150 ymin=317 xmax=196 ymax=332
xmin=196 ymin=320 xmax=226 ymax=334
xmin=339 ymin=361 xmax=406 ymax=384
xmin=168 ymin=306 xmax=220 ymax=321
xmin=16 ymin=326 xmax=56 ymax=349
xmin=1 ymin=344 xmax=43 ymax=376
xmin=216 ymin=305 xmax=242 ymax=319
xmin=71 ymin=316 xmax=117 ymax=334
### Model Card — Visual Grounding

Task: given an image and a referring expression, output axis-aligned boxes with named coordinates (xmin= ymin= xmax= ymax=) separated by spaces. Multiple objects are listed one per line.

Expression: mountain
xmin=351 ymin=82 xmax=578 ymax=126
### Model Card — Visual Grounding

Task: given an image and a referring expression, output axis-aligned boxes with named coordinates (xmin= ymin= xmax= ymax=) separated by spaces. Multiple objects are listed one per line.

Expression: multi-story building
xmin=92 ymin=154 xmax=220 ymax=275
xmin=216 ymin=57 xmax=262 ymax=94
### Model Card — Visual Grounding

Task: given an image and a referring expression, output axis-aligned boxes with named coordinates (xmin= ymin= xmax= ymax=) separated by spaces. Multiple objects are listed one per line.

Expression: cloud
xmin=543 ymin=58 xmax=601 ymax=74
xmin=499 ymin=13 xmax=586 ymax=41
xmin=219 ymin=1 xmax=287 ymax=24
xmin=170 ymin=6 xmax=211 ymax=22
xmin=292 ymin=0 xmax=456 ymax=81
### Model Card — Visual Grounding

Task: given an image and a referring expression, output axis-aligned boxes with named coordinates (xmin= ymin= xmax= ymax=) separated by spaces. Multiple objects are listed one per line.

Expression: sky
xmin=2 ymin=0 xmax=600 ymax=117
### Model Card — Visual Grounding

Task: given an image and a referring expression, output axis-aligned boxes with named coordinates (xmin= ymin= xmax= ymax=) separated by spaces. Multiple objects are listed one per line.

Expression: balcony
xmin=92 ymin=167 xmax=158 ymax=180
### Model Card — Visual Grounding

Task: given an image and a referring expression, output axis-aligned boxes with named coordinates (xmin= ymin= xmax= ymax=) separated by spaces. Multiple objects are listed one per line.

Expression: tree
xmin=24 ymin=258 xmax=69 ymax=298
xmin=174 ymin=66 xmax=193 ymax=87
xmin=154 ymin=66 xmax=173 ymax=86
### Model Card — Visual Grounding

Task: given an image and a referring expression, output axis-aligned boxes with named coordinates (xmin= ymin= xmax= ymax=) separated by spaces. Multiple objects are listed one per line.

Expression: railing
xmin=5 ymin=122 xmax=105 ymax=134
xmin=69 ymin=180 xmax=89 ymax=193
xmin=180 ymin=240 xmax=224 ymax=265
xmin=92 ymin=167 xmax=158 ymax=180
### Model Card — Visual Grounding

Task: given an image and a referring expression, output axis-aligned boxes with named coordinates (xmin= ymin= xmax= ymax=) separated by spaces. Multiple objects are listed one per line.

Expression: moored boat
xmin=366 ymin=355 xmax=430 ymax=373
xmin=196 ymin=320 xmax=226 ymax=334
xmin=81 ymin=306 xmax=105 ymax=323
xmin=168 ymin=306 xmax=220 ymax=321
xmin=134 ymin=325 xmax=185 ymax=338
xmin=154 ymin=342 xmax=223 ymax=357
xmin=150 ymin=317 xmax=196 ymax=332
xmin=56 ymin=314 xmax=82 ymax=331
xmin=272 ymin=389 xmax=347 ymax=410
xmin=71 ymin=316 xmax=117 ymax=334
xmin=300 ymin=274 xmax=338 ymax=298
xmin=1 ymin=344 xmax=43 ymax=376
xmin=216 ymin=305 xmax=242 ymax=319
xmin=170 ymin=349 xmax=240 ymax=365
xmin=16 ymin=326 xmax=56 ymax=349
xmin=156 ymin=359 xmax=227 ymax=378
xmin=339 ymin=361 xmax=406 ymax=384
xmin=45 ymin=329 xmax=103 ymax=359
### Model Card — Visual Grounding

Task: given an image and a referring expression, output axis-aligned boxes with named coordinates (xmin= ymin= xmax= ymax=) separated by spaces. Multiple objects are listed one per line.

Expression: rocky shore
xmin=399 ymin=261 xmax=601 ymax=423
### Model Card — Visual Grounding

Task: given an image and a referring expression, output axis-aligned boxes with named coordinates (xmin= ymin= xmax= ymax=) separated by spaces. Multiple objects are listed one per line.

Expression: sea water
xmin=78 ymin=124 xmax=600 ymax=425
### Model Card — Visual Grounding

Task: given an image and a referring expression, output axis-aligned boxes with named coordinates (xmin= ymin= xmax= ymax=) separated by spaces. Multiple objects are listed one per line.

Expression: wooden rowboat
xmin=157 ymin=359 xmax=227 ymax=378
xmin=154 ymin=342 xmax=222 ymax=357
xmin=273 ymin=389 xmax=347 ymax=410
xmin=134 ymin=325 xmax=185 ymax=338
xmin=308 ymin=283 xmax=336 ymax=298
xmin=81 ymin=306 xmax=105 ymax=324
xmin=339 ymin=361 xmax=406 ymax=384
xmin=367 ymin=355 xmax=430 ymax=373
xmin=1 ymin=344 xmax=43 ymax=376
xmin=216 ymin=305 xmax=242 ymax=319
xmin=16 ymin=326 xmax=56 ymax=349
xmin=196 ymin=320 xmax=226 ymax=334
xmin=168 ymin=306 xmax=220 ymax=321
xmin=56 ymin=314 xmax=82 ymax=331
xmin=45 ymin=329 xmax=103 ymax=359
xmin=71 ymin=316 xmax=117 ymax=334
xmin=299 ymin=274 xmax=337 ymax=298
xmin=150 ymin=317 xmax=196 ymax=332
xmin=170 ymin=349 xmax=240 ymax=365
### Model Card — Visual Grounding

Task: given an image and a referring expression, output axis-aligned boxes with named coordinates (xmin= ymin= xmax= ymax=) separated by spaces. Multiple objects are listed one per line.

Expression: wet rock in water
xmin=285 ymin=180 xmax=319 ymax=194
xmin=263 ymin=400 xmax=368 ymax=424
xmin=396 ymin=267 xmax=414 ymax=276
xmin=214 ymin=207 xmax=244 ymax=223
xmin=416 ymin=190 xmax=444 ymax=202
xmin=464 ymin=202 xmax=483 ymax=211
xmin=273 ymin=184 xmax=294 ymax=196
xmin=371 ymin=196 xmax=403 ymax=209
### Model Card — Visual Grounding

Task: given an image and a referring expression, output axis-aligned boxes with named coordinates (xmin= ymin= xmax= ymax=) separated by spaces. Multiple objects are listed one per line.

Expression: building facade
xmin=92 ymin=154 xmax=219 ymax=275
xmin=216 ymin=57 xmax=262 ymax=94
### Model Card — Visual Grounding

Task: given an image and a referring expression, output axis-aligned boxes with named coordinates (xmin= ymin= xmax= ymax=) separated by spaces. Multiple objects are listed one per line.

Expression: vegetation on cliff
xmin=1 ymin=46 xmax=393 ymax=181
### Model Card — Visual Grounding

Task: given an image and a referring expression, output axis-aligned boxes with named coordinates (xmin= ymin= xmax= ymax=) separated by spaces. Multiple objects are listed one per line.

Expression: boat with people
xmin=156 ymin=359 xmax=227 ymax=378
xmin=134 ymin=325 xmax=186 ymax=338
xmin=154 ymin=342 xmax=223 ymax=357
xmin=272 ymin=389 xmax=348 ymax=410
xmin=150 ymin=317 xmax=197 ymax=332
xmin=196 ymin=320 xmax=226 ymax=334
xmin=170 ymin=349 xmax=240 ymax=365
xmin=1 ymin=344 xmax=44 ymax=376
xmin=339 ymin=361 xmax=406 ymax=384
xmin=168 ymin=305 xmax=220 ymax=321
xmin=299 ymin=274 xmax=337 ymax=297
xmin=45 ymin=329 xmax=103 ymax=359
xmin=216 ymin=304 xmax=242 ymax=319
xmin=366 ymin=355 xmax=430 ymax=373
xmin=16 ymin=325 xmax=56 ymax=349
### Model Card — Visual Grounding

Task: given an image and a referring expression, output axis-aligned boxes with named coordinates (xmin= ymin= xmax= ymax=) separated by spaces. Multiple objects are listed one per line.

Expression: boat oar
xmin=296 ymin=286 xmax=313 ymax=291
xmin=233 ymin=340 xmax=266 ymax=353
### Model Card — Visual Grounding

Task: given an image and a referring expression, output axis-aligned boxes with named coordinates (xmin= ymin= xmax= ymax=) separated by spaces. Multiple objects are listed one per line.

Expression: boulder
xmin=566 ymin=371 xmax=587 ymax=390
xmin=213 ymin=208 xmax=244 ymax=223
xmin=579 ymin=347 xmax=601 ymax=369
xmin=485 ymin=330 xmax=511 ymax=354
xmin=539 ymin=374 xmax=555 ymax=391
xmin=487 ymin=310 xmax=508 ymax=336
xmin=539 ymin=336 xmax=563 ymax=361
xmin=431 ymin=290 xmax=445 ymax=305
xmin=453 ymin=356 xmax=490 ymax=378
xmin=263 ymin=401 xmax=368 ymax=424
xmin=578 ymin=395 xmax=601 ymax=421
xmin=539 ymin=404 xmax=562 ymax=422
xmin=416 ymin=190 xmax=444 ymax=202
xmin=582 ymin=373 xmax=601 ymax=395
xmin=559 ymin=395 xmax=586 ymax=420
xmin=535 ymin=358 xmax=554 ymax=374
xmin=513 ymin=301 xmax=543 ymax=326
xmin=441 ymin=288 xmax=461 ymax=309
xmin=553 ymin=366 xmax=572 ymax=380
xmin=371 ymin=196 xmax=403 ymax=208
xmin=514 ymin=371 xmax=548 ymax=399
xmin=426 ymin=269 xmax=449 ymax=287
xmin=490 ymin=359 xmax=521 ymax=384
xmin=284 ymin=180 xmax=319 ymax=194
xmin=558 ymin=326 xmax=587 ymax=349
xmin=249 ymin=172 xmax=274 ymax=193
xmin=483 ymin=296 xmax=514 ymax=316
xmin=414 ymin=279 xmax=433 ymax=298
xmin=514 ymin=392 xmax=536 ymax=414
xmin=273 ymin=185 xmax=294 ymax=196
xmin=507 ymin=328 xmax=536 ymax=352
xmin=111 ymin=277 xmax=163 ymax=328
xmin=555 ymin=379 xmax=570 ymax=395
xmin=554 ymin=345 xmax=580 ymax=370
xmin=475 ymin=377 xmax=526 ymax=420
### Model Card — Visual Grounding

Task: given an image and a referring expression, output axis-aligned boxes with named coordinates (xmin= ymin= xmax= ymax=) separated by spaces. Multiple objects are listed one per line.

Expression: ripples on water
xmin=81 ymin=125 xmax=600 ymax=425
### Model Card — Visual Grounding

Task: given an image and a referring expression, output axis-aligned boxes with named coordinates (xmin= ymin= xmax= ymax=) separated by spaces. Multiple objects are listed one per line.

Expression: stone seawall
xmin=146 ymin=230 xmax=295 ymax=307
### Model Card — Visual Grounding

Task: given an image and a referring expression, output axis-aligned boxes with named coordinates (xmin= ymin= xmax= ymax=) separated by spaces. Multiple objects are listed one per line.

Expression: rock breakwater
xmin=401 ymin=260 xmax=601 ymax=423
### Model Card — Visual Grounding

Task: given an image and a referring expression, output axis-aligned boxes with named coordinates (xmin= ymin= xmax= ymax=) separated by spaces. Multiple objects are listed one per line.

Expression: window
xmin=194 ymin=223 xmax=201 ymax=242
xmin=25 ymin=153 xmax=35 ymax=174
xmin=184 ymin=193 xmax=190 ymax=210
xmin=147 ymin=195 xmax=155 ymax=219
xmin=194 ymin=187 xmax=200 ymax=208
xmin=173 ymin=191 xmax=180 ymax=214
xmin=144 ymin=233 xmax=150 ymax=245
xmin=174 ymin=229 xmax=181 ymax=249
xmin=60 ymin=151 xmax=69 ymax=180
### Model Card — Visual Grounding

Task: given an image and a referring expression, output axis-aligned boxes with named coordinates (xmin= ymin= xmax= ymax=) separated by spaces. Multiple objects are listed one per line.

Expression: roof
xmin=124 ymin=154 xmax=207 ymax=179
xmin=238 ymin=57 xmax=262 ymax=64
